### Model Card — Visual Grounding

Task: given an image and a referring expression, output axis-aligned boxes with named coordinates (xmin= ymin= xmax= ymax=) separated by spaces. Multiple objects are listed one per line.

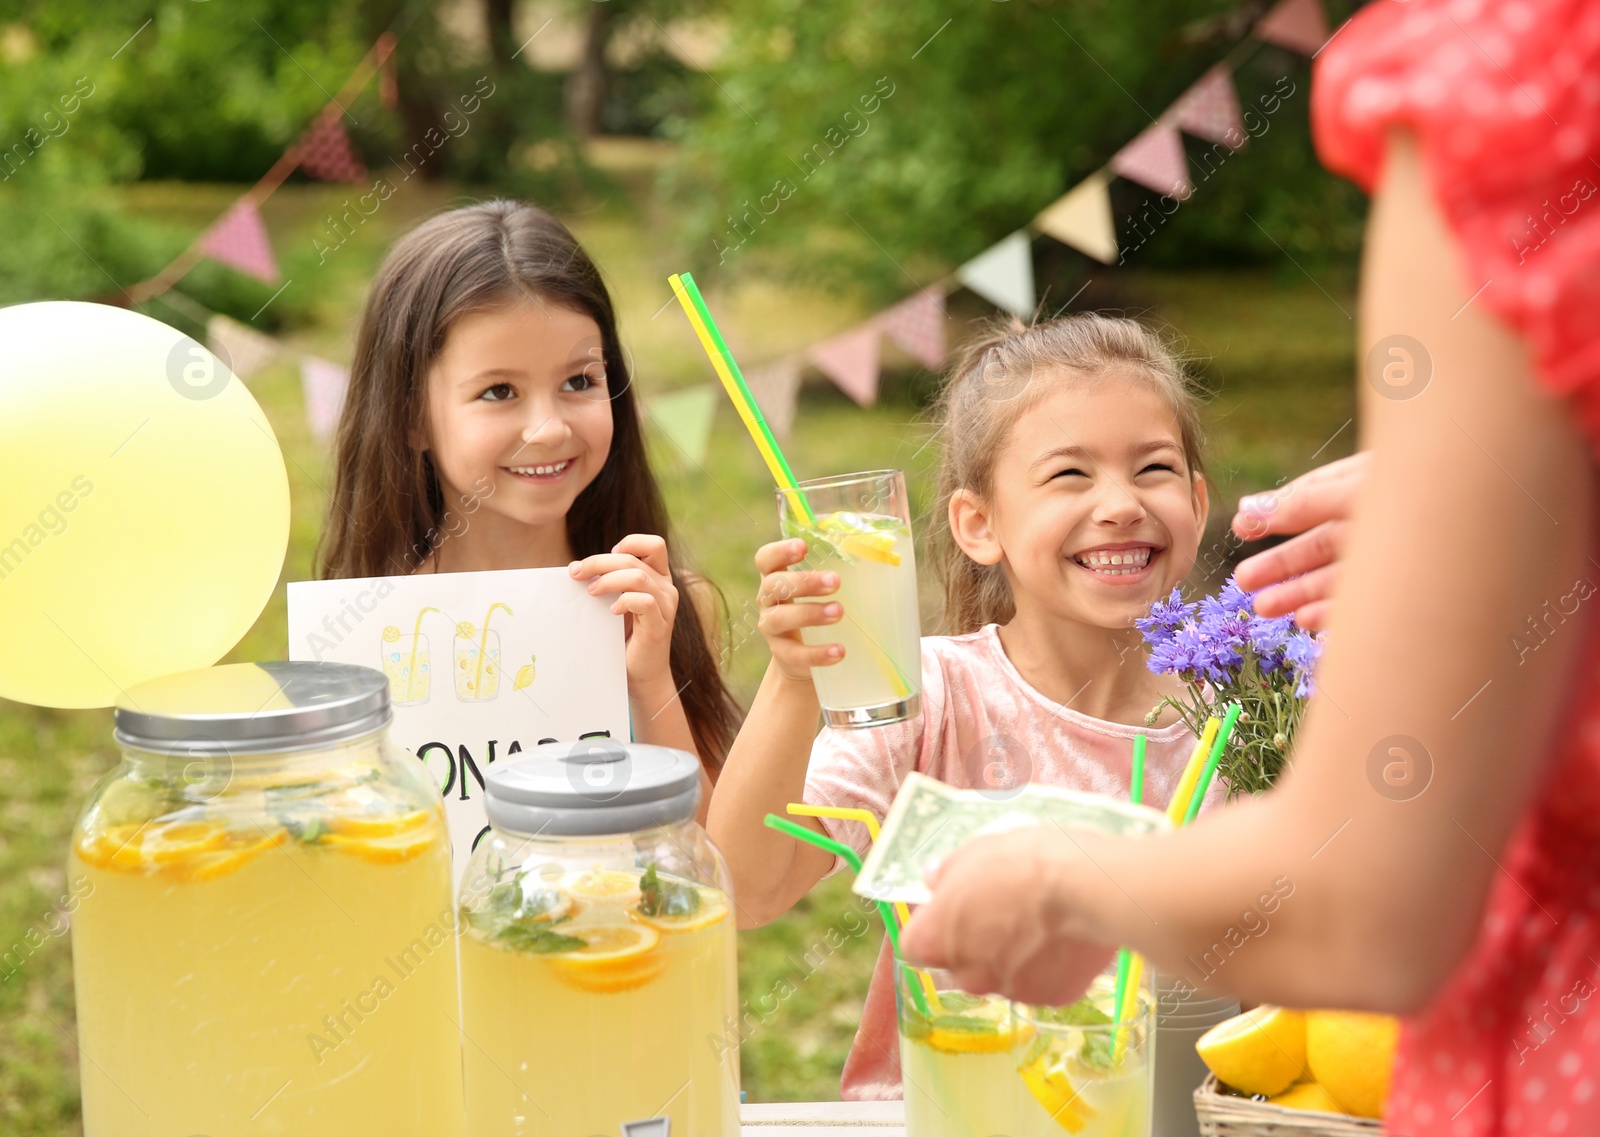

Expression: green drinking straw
xmin=669 ymin=272 xmax=814 ymax=524
xmin=764 ymin=813 xmax=929 ymax=1015
xmin=1110 ymin=734 xmax=1149 ymax=1047
xmin=1129 ymin=733 xmax=1147 ymax=806
xmin=1183 ymin=702 xmax=1243 ymax=825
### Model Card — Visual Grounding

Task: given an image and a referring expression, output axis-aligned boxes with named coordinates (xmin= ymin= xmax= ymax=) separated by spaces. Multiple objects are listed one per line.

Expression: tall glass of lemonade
xmin=68 ymin=661 xmax=465 ymax=1137
xmin=458 ymin=739 xmax=739 ymax=1137
xmin=777 ymin=469 xmax=922 ymax=727
xmin=897 ymin=963 xmax=1154 ymax=1137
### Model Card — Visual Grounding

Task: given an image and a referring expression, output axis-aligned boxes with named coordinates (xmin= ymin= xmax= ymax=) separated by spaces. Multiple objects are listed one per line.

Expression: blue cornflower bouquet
xmin=1137 ymin=576 xmax=1322 ymax=796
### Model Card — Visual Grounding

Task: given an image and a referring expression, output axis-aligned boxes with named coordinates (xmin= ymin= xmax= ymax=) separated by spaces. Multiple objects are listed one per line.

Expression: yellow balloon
xmin=0 ymin=301 xmax=289 ymax=708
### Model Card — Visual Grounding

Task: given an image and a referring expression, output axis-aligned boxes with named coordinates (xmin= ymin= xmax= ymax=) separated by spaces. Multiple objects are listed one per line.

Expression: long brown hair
xmin=315 ymin=200 xmax=740 ymax=766
xmin=930 ymin=312 xmax=1209 ymax=635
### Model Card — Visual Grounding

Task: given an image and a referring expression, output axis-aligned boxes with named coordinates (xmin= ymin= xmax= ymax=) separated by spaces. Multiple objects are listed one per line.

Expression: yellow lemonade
xmin=783 ymin=510 xmax=922 ymax=718
xmin=460 ymin=864 xmax=740 ymax=1136
xmin=70 ymin=794 xmax=465 ymax=1137
xmin=898 ymin=978 xmax=1151 ymax=1137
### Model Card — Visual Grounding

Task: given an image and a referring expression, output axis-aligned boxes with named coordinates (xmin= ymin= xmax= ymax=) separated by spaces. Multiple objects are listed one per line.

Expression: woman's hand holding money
xmin=900 ymin=828 xmax=1115 ymax=1006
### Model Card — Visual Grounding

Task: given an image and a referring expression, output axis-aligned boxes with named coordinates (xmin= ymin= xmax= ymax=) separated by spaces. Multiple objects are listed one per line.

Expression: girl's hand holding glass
xmin=753 ymin=537 xmax=843 ymax=685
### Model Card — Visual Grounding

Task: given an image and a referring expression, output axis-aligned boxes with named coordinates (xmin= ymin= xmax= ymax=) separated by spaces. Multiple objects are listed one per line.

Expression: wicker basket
xmin=1194 ymin=1074 xmax=1381 ymax=1137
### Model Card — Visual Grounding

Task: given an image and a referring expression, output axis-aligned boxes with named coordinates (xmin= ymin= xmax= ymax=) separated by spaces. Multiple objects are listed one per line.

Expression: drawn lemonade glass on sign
xmin=382 ymin=606 xmax=439 ymax=706
xmin=455 ymin=602 xmax=511 ymax=702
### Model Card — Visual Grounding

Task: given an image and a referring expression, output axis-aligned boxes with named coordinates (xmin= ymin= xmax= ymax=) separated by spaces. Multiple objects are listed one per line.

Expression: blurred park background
xmin=0 ymin=0 xmax=1363 ymax=1128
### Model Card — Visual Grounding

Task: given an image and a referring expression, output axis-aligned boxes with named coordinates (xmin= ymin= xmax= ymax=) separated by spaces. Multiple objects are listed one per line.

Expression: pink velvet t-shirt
xmin=801 ymin=624 xmax=1222 ymax=1101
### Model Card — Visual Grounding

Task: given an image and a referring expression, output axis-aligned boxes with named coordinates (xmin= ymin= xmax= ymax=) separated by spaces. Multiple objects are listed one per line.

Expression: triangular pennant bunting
xmin=876 ymin=290 xmax=948 ymax=371
xmin=955 ymin=231 xmax=1035 ymax=319
xmin=1035 ymin=172 xmax=1119 ymax=265
xmin=206 ymin=315 xmax=280 ymax=382
xmin=743 ymin=356 xmax=803 ymax=439
xmin=295 ymin=114 xmax=369 ymax=183
xmin=1173 ymin=65 xmax=1246 ymax=150
xmin=647 ymin=385 xmax=718 ymax=465
xmin=1254 ymin=0 xmax=1329 ymax=55
xmin=199 ymin=198 xmax=280 ymax=284
xmin=1110 ymin=121 xmax=1193 ymax=200
xmin=808 ymin=324 xmax=882 ymax=407
xmin=301 ymin=356 xmax=350 ymax=442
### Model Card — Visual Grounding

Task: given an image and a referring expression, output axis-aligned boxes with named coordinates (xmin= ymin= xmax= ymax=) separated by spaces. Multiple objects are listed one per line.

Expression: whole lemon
xmin=1305 ymin=1010 xmax=1400 ymax=1119
xmin=1196 ymin=1005 xmax=1308 ymax=1097
xmin=1269 ymin=1081 xmax=1344 ymax=1114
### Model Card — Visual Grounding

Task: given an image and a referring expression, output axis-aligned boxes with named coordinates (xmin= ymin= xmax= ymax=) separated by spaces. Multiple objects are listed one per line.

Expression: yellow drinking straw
xmin=1167 ymin=716 xmax=1220 ymax=825
xmin=475 ymin=602 xmax=512 ymax=697
xmin=404 ymin=606 xmax=439 ymax=702
xmin=1185 ymin=703 xmax=1243 ymax=825
xmin=1113 ymin=953 xmax=1145 ymax=1063
xmin=668 ymin=271 xmax=910 ymax=700
xmin=785 ymin=803 xmax=942 ymax=1013
xmin=667 ymin=272 xmax=814 ymax=524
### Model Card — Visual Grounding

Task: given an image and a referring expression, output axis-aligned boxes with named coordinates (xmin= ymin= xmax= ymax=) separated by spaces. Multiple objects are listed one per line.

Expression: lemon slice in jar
xmin=180 ymin=826 xmax=288 ymax=883
xmin=73 ymin=823 xmax=149 ymax=871
xmin=547 ymin=922 xmax=664 ymax=993
xmin=77 ymin=818 xmax=288 ymax=882
xmin=140 ymin=819 xmax=231 ymax=865
xmin=322 ymin=819 xmax=439 ymax=864
xmin=567 ymin=868 xmax=643 ymax=904
xmin=326 ymin=809 xmax=434 ymax=839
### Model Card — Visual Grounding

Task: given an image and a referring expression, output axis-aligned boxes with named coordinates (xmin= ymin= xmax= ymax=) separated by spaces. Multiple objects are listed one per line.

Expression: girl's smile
xmin=503 ymin=457 xmax=577 ymax=483
xmin=1070 ymin=540 xmax=1164 ymax=584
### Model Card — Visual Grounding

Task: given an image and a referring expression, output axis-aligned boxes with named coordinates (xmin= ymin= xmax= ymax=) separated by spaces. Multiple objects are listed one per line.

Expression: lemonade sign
xmin=288 ymin=567 xmax=629 ymax=872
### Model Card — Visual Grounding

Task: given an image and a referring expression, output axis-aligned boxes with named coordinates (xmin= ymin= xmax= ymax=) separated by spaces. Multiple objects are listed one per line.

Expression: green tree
xmin=0 ymin=19 xmax=165 ymax=307
xmin=663 ymin=0 xmax=1364 ymax=294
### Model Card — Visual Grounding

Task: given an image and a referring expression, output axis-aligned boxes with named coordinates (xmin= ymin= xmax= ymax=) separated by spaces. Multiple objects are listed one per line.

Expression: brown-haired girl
xmin=316 ymin=200 xmax=740 ymax=789
xmin=708 ymin=312 xmax=1221 ymax=1099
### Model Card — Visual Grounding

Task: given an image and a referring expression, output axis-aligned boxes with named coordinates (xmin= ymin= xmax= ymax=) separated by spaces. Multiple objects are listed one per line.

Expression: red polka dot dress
xmin=1314 ymin=2 xmax=1600 ymax=1134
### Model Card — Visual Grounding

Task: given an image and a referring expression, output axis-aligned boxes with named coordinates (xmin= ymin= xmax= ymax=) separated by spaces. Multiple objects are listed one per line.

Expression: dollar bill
xmin=853 ymin=772 xmax=1172 ymax=905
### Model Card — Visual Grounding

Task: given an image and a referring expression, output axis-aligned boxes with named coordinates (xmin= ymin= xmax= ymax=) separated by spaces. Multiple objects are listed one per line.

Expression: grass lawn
xmin=0 ymin=145 xmax=1356 ymax=1131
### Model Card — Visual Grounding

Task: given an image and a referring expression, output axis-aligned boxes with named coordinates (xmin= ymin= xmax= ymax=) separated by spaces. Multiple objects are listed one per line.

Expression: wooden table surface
xmin=741 ymin=1101 xmax=905 ymax=1134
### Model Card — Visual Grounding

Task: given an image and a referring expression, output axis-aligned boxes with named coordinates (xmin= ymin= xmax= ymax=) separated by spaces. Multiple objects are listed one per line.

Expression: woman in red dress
xmin=904 ymin=3 xmax=1600 ymax=1134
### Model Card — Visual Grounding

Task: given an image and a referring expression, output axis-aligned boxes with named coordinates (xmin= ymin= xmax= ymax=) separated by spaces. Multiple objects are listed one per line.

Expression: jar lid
xmin=484 ymin=740 xmax=702 ymax=837
xmin=113 ymin=661 xmax=391 ymax=757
